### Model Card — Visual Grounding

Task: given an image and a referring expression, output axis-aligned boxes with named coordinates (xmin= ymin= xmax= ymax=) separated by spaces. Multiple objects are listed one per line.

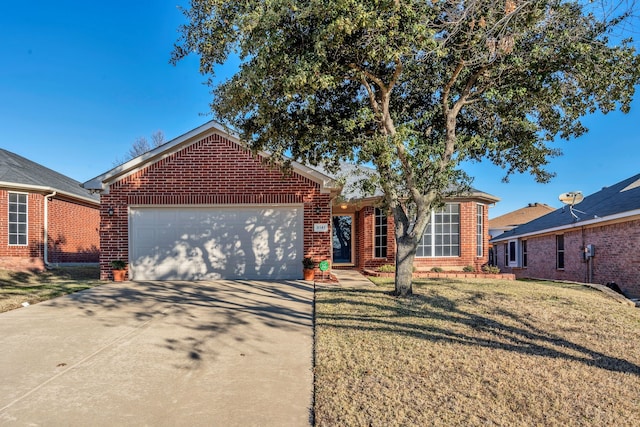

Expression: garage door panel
xmin=129 ymin=206 xmax=303 ymax=280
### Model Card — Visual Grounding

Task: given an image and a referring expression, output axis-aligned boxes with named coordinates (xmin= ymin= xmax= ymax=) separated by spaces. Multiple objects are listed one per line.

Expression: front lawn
xmin=314 ymin=277 xmax=640 ymax=426
xmin=0 ymin=266 xmax=102 ymax=313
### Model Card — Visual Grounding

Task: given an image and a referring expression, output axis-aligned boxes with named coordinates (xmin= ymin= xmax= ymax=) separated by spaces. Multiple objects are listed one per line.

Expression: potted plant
xmin=302 ymin=257 xmax=315 ymax=281
xmin=111 ymin=260 xmax=128 ymax=282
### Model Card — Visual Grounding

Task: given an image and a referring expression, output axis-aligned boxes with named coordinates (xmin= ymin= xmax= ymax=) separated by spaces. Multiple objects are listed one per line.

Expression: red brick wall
xmin=497 ymin=218 xmax=640 ymax=298
xmin=48 ymin=197 xmax=100 ymax=263
xmin=99 ymin=132 xmax=332 ymax=280
xmin=0 ymin=190 xmax=45 ymax=270
xmin=0 ymin=190 xmax=99 ymax=270
xmin=356 ymin=206 xmax=396 ymax=270
xmin=357 ymin=201 xmax=489 ymax=271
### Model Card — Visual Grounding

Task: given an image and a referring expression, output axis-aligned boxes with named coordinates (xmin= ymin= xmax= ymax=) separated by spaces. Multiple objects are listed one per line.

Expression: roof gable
xmin=493 ymin=173 xmax=640 ymax=241
xmin=0 ymin=148 xmax=99 ymax=204
xmin=83 ymin=121 xmax=339 ymax=194
xmin=489 ymin=203 xmax=555 ymax=229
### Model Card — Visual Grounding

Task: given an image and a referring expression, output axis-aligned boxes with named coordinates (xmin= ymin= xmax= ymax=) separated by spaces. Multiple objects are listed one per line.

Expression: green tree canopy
xmin=172 ymin=0 xmax=639 ymax=295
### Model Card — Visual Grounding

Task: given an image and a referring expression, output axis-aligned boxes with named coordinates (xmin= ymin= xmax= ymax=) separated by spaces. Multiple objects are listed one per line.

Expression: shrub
xmin=482 ymin=265 xmax=500 ymax=274
xmin=463 ymin=265 xmax=476 ymax=272
xmin=377 ymin=264 xmax=396 ymax=273
xmin=430 ymin=267 xmax=444 ymax=273
xmin=110 ymin=260 xmax=127 ymax=270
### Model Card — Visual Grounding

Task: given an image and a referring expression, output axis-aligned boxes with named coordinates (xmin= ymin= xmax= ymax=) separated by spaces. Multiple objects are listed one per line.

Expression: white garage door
xmin=129 ymin=206 xmax=303 ymax=280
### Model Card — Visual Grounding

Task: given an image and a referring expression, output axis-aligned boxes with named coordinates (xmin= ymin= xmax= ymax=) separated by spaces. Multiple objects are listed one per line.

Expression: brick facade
xmin=0 ymin=189 xmax=99 ymax=270
xmin=353 ymin=201 xmax=491 ymax=271
xmin=99 ymin=132 xmax=332 ymax=280
xmin=496 ymin=217 xmax=640 ymax=298
xmin=48 ymin=197 xmax=100 ymax=263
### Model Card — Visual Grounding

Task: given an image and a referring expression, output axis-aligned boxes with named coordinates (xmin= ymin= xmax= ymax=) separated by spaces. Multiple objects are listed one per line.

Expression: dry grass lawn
xmin=314 ymin=277 xmax=640 ymax=426
xmin=0 ymin=266 xmax=101 ymax=313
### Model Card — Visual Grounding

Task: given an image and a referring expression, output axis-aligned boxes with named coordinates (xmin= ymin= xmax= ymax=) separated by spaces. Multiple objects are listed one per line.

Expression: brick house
xmin=0 ymin=149 xmax=100 ymax=270
xmin=487 ymin=202 xmax=555 ymax=265
xmin=491 ymin=173 xmax=640 ymax=298
xmin=83 ymin=121 xmax=498 ymax=281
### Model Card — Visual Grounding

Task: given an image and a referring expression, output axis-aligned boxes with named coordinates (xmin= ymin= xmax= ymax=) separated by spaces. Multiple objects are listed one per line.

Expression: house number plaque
xmin=313 ymin=223 xmax=329 ymax=232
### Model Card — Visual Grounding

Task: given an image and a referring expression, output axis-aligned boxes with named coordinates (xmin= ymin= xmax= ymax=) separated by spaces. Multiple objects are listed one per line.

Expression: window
xmin=509 ymin=240 xmax=517 ymax=266
xmin=503 ymin=243 xmax=508 ymax=266
xmin=521 ymin=240 xmax=528 ymax=268
xmin=556 ymin=235 xmax=565 ymax=269
xmin=8 ymin=192 xmax=28 ymax=245
xmin=476 ymin=204 xmax=484 ymax=257
xmin=374 ymin=207 xmax=387 ymax=258
xmin=416 ymin=203 xmax=459 ymax=257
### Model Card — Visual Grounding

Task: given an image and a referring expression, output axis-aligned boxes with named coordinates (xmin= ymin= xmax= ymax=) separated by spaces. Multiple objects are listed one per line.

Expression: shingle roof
xmin=317 ymin=162 xmax=499 ymax=203
xmin=0 ymin=149 xmax=99 ymax=204
xmin=492 ymin=173 xmax=640 ymax=242
xmin=489 ymin=203 xmax=555 ymax=229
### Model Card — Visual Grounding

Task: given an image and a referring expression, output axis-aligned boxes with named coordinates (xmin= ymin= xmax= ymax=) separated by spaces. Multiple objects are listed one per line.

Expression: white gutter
xmin=491 ymin=208 xmax=640 ymax=243
xmin=0 ymin=181 xmax=99 ymax=206
xmin=43 ymin=191 xmax=57 ymax=267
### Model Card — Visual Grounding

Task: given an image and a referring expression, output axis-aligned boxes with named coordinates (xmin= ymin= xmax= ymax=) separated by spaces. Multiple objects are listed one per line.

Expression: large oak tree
xmin=172 ymin=0 xmax=639 ymax=295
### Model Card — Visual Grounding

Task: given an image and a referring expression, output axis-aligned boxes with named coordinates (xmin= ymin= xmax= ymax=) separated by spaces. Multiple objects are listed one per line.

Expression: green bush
xmin=463 ymin=265 xmax=476 ymax=272
xmin=482 ymin=265 xmax=501 ymax=274
xmin=377 ymin=264 xmax=396 ymax=273
xmin=430 ymin=267 xmax=444 ymax=273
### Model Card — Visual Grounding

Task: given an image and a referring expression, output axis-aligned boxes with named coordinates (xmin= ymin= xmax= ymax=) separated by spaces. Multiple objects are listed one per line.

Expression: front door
xmin=332 ymin=215 xmax=353 ymax=264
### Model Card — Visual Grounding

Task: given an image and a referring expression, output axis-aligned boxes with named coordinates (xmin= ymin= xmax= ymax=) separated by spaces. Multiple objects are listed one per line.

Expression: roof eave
xmin=82 ymin=121 xmax=340 ymax=195
xmin=0 ymin=181 xmax=100 ymax=206
xmin=491 ymin=208 xmax=640 ymax=243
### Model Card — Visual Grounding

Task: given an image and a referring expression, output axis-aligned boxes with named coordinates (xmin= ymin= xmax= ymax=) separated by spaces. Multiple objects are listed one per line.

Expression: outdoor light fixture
xmin=107 ymin=207 xmax=114 ymax=216
xmin=315 ymin=206 xmax=321 ymax=214
xmin=340 ymin=203 xmax=348 ymax=209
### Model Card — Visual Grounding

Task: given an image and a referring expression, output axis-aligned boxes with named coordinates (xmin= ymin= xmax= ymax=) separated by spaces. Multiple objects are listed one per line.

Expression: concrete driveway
xmin=0 ymin=280 xmax=314 ymax=426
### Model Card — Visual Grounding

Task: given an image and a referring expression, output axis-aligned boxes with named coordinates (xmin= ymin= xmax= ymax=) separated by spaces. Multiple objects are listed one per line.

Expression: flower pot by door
xmin=113 ymin=269 xmax=127 ymax=282
xmin=303 ymin=268 xmax=315 ymax=281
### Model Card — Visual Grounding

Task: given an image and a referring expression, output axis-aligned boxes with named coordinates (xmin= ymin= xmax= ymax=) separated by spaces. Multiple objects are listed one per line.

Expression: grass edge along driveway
xmin=314 ymin=277 xmax=640 ymax=426
xmin=0 ymin=267 xmax=101 ymax=313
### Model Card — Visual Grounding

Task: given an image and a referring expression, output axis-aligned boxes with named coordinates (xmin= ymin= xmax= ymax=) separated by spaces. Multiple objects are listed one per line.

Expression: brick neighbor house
xmin=0 ymin=149 xmax=100 ymax=270
xmin=491 ymin=173 xmax=640 ymax=298
xmin=487 ymin=202 xmax=555 ymax=265
xmin=83 ymin=121 xmax=498 ymax=281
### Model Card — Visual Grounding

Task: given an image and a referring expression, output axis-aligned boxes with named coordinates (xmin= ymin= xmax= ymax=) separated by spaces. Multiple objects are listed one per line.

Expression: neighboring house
xmin=83 ymin=121 xmax=499 ymax=281
xmin=489 ymin=203 xmax=555 ymax=239
xmin=488 ymin=202 xmax=555 ymax=265
xmin=0 ymin=149 xmax=100 ymax=270
xmin=491 ymin=174 xmax=640 ymax=298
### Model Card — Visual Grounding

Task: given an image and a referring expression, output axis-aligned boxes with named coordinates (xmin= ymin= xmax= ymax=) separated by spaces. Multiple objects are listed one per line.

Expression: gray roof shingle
xmin=316 ymin=161 xmax=499 ymax=202
xmin=0 ymin=149 xmax=99 ymax=203
xmin=493 ymin=173 xmax=640 ymax=241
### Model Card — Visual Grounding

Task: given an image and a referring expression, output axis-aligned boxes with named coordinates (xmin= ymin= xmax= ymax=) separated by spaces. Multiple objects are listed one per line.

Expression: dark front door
xmin=332 ymin=215 xmax=353 ymax=264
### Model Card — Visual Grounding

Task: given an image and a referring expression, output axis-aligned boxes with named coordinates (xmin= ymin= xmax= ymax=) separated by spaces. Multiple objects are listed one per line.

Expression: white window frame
xmin=373 ymin=207 xmax=388 ymax=259
xmin=8 ymin=192 xmax=28 ymax=246
xmin=476 ymin=204 xmax=484 ymax=257
xmin=521 ymin=239 xmax=528 ymax=268
xmin=416 ymin=203 xmax=460 ymax=258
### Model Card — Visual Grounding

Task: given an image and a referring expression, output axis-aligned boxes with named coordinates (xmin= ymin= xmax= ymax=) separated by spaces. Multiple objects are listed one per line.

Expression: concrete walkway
xmin=0 ymin=280 xmax=313 ymax=426
xmin=329 ymin=270 xmax=375 ymax=289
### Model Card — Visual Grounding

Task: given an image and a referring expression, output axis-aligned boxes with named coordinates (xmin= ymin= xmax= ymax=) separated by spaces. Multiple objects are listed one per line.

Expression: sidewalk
xmin=324 ymin=270 xmax=375 ymax=289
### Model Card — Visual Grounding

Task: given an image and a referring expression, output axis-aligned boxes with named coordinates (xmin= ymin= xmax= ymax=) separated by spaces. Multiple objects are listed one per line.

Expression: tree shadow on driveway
xmin=45 ymin=279 xmax=314 ymax=367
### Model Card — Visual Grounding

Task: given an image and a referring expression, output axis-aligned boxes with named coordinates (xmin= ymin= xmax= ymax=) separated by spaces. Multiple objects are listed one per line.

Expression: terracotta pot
xmin=303 ymin=268 xmax=315 ymax=281
xmin=113 ymin=269 xmax=127 ymax=282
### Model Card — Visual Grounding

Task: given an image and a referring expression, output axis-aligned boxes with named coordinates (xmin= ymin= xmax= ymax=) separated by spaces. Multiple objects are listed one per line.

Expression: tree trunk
xmin=394 ymin=233 xmax=418 ymax=296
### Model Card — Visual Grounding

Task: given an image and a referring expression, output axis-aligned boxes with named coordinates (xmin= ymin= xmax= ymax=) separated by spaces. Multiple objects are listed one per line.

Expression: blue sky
xmin=1 ymin=1 xmax=638 ymax=218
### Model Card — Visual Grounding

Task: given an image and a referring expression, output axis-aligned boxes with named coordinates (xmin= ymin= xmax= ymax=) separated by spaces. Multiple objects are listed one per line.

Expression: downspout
xmin=43 ymin=191 xmax=57 ymax=267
